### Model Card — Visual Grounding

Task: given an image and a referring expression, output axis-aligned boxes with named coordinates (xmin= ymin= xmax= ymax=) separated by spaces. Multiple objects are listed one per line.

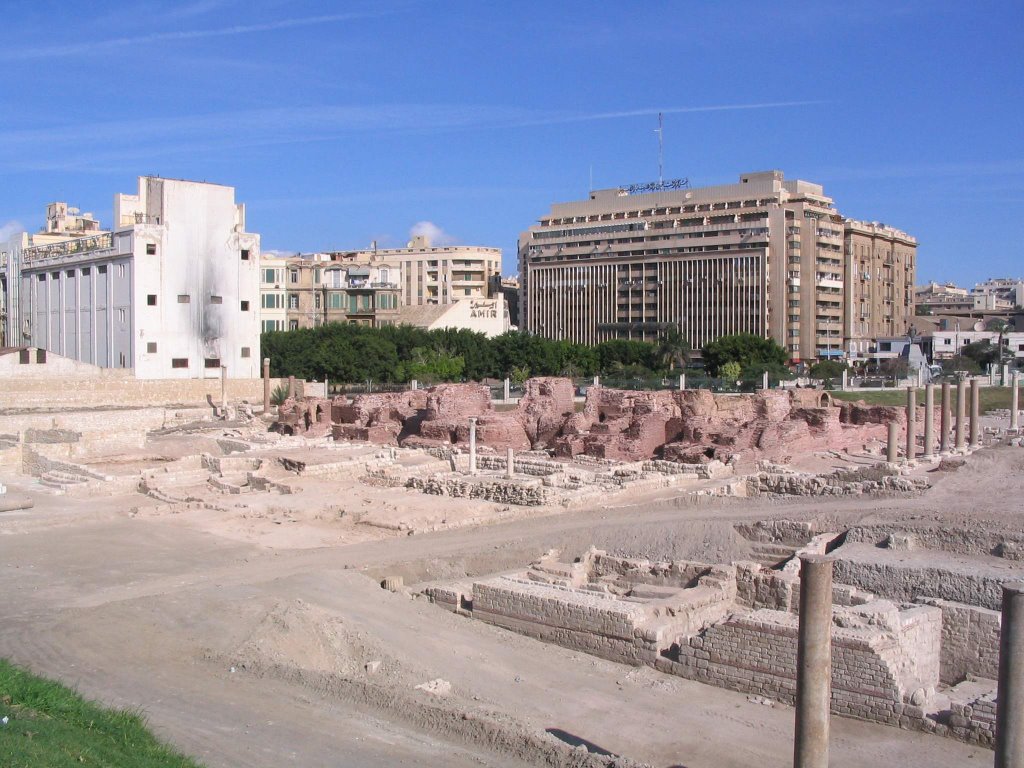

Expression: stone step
xmin=748 ymin=542 xmax=798 ymax=568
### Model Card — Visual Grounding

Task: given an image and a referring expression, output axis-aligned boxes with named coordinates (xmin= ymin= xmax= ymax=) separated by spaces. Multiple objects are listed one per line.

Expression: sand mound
xmin=234 ymin=599 xmax=394 ymax=678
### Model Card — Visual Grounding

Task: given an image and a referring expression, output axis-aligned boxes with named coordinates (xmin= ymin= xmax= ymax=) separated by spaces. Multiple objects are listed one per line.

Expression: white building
xmin=0 ymin=177 xmax=261 ymax=378
xmin=395 ymin=294 xmax=510 ymax=337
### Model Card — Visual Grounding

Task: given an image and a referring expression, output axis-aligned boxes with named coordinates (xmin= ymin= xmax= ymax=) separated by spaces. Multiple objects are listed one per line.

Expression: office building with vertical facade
xmin=0 ymin=177 xmax=261 ymax=378
xmin=518 ymin=170 xmax=916 ymax=362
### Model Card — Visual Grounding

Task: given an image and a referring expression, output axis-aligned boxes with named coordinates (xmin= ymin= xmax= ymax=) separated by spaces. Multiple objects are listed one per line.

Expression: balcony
xmin=23 ymin=232 xmax=114 ymax=265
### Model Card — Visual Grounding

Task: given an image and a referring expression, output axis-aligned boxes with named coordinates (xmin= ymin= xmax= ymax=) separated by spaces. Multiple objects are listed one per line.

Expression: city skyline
xmin=1 ymin=0 xmax=1021 ymax=286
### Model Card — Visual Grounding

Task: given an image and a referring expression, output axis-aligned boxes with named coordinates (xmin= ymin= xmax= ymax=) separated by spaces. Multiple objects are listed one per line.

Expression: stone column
xmin=593 ymin=375 xmax=600 ymax=387
xmin=262 ymin=357 xmax=271 ymax=413
xmin=970 ymin=378 xmax=981 ymax=448
xmin=762 ymin=370 xmax=769 ymax=391
xmin=956 ymin=378 xmax=967 ymax=450
xmin=468 ymin=417 xmax=477 ymax=474
xmin=923 ymin=383 xmax=935 ymax=458
xmin=995 ymin=581 xmax=1024 ymax=768
xmin=794 ymin=555 xmax=833 ymax=768
xmin=1003 ymin=363 xmax=1010 ymax=388
xmin=905 ymin=386 xmax=917 ymax=461
xmin=506 ymin=447 xmax=514 ymax=478
xmin=287 ymin=375 xmax=296 ymax=399
xmin=940 ymin=381 xmax=951 ymax=453
xmin=504 ymin=377 xmax=511 ymax=402
xmin=1012 ymin=372 xmax=1020 ymax=432
xmin=220 ymin=365 xmax=228 ymax=413
xmin=887 ymin=421 xmax=899 ymax=463
xmin=679 ymin=373 xmax=686 ymax=391
xmin=841 ymin=369 xmax=848 ymax=391
xmin=411 ymin=379 xmax=417 ymax=391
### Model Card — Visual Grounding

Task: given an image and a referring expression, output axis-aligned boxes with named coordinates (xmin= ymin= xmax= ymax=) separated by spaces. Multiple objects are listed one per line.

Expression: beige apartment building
xmin=843 ymin=220 xmax=917 ymax=358
xmin=260 ymin=254 xmax=400 ymax=331
xmin=327 ymin=235 xmax=501 ymax=307
xmin=518 ymin=171 xmax=916 ymax=363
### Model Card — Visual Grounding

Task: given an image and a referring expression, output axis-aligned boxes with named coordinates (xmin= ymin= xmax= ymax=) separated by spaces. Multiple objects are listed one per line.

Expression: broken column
xmin=1012 ymin=372 xmax=1020 ymax=432
xmin=887 ymin=421 xmax=899 ymax=463
xmin=679 ymin=373 xmax=686 ymax=391
xmin=762 ymin=370 xmax=769 ymax=390
xmin=970 ymin=378 xmax=981 ymax=448
xmin=940 ymin=381 xmax=951 ymax=453
xmin=956 ymin=378 xmax=967 ymax=449
xmin=995 ymin=581 xmax=1024 ymax=768
xmin=923 ymin=383 xmax=934 ymax=458
xmin=1003 ymin=363 xmax=1011 ymax=387
xmin=794 ymin=555 xmax=833 ymax=768
xmin=468 ymin=417 xmax=477 ymax=474
xmin=905 ymin=386 xmax=917 ymax=461
xmin=220 ymin=365 xmax=228 ymax=414
xmin=506 ymin=446 xmax=514 ymax=478
xmin=504 ymin=377 xmax=511 ymax=402
xmin=262 ymin=357 xmax=271 ymax=413
xmin=841 ymin=369 xmax=848 ymax=391
xmin=287 ymin=375 xmax=297 ymax=399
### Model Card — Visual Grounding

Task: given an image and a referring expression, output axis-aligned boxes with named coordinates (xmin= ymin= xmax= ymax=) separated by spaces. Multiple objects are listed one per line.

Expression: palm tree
xmin=987 ymin=318 xmax=1011 ymax=365
xmin=658 ymin=324 xmax=691 ymax=372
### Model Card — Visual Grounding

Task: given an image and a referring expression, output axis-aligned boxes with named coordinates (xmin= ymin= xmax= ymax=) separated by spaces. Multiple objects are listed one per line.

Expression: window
xmin=241 ymin=347 xmax=251 ymax=358
xmin=464 ymin=288 xmax=471 ymax=295
xmin=262 ymin=268 xmax=276 ymax=284
xmin=314 ymin=268 xmax=322 ymax=284
xmin=147 ymin=294 xmax=157 ymax=306
xmin=118 ymin=308 xmax=126 ymax=322
xmin=177 ymin=294 xmax=190 ymax=303
xmin=261 ymin=293 xmax=283 ymax=309
xmin=118 ymin=264 xmax=126 ymax=278
xmin=240 ymin=300 xmax=250 ymax=311
xmin=210 ymin=295 xmax=223 ymax=304
xmin=147 ymin=342 xmax=157 ymax=353
xmin=329 ymin=292 xmax=344 ymax=309
xmin=289 ymin=319 xmax=298 ymax=331
xmin=314 ymin=293 xmax=321 ymax=309
xmin=119 ymin=353 xmax=126 ymax=367
xmin=172 ymin=358 xmax=189 ymax=369
xmin=204 ymin=358 xmax=220 ymax=368
xmin=289 ymin=270 xmax=298 ymax=284
xmin=241 ymin=249 xmax=250 ymax=260
xmin=36 ymin=349 xmax=47 ymax=364
xmin=98 ymin=265 xmax=107 ymax=274
xmin=288 ymin=293 xmax=299 ymax=310
xmin=145 ymin=243 xmax=156 ymax=255
xmin=19 ymin=349 xmax=30 ymax=364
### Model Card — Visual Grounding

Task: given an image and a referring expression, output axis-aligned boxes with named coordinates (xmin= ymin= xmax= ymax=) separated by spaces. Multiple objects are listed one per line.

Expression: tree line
xmin=261 ymin=323 xmax=793 ymax=385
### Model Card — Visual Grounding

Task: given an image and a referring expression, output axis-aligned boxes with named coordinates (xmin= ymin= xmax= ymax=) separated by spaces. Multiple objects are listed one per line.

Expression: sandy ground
xmin=2 ymin=440 xmax=1022 ymax=767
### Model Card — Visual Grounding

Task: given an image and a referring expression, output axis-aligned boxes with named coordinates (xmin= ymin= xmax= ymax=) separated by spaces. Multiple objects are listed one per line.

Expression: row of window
xmin=144 ymin=294 xmax=250 ymax=311
xmin=167 ymin=349 xmax=251 ymax=369
xmin=261 ymin=292 xmax=398 ymax=310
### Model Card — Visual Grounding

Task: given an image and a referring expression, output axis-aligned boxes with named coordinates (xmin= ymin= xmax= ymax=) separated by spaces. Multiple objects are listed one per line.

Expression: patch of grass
xmin=831 ymin=384 xmax=1018 ymax=413
xmin=0 ymin=658 xmax=203 ymax=768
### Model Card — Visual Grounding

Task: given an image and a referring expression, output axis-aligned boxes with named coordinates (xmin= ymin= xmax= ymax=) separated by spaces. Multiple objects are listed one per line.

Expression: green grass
xmin=831 ymin=384 xmax=1018 ymax=413
xmin=0 ymin=659 xmax=203 ymax=768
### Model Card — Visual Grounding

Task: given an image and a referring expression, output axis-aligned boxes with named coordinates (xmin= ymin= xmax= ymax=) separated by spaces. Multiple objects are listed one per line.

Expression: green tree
xmin=657 ymin=324 xmax=691 ymax=372
xmin=809 ymin=360 xmax=848 ymax=380
xmin=701 ymin=333 xmax=789 ymax=377
xmin=720 ymin=361 xmax=742 ymax=382
xmin=960 ymin=339 xmax=999 ymax=369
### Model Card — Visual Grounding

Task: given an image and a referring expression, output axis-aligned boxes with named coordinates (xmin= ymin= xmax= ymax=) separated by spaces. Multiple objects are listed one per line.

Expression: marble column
xmin=887 ymin=421 xmax=899 ymax=463
xmin=794 ymin=555 xmax=833 ymax=768
xmin=468 ymin=417 xmax=477 ymax=474
xmin=923 ymin=383 xmax=935 ymax=458
xmin=969 ymin=378 xmax=981 ymax=448
xmin=262 ymin=357 xmax=271 ymax=413
xmin=940 ymin=381 xmax=951 ymax=453
xmin=995 ymin=581 xmax=1024 ymax=768
xmin=955 ymin=378 xmax=967 ymax=449
xmin=905 ymin=386 xmax=917 ymax=461
xmin=506 ymin=447 xmax=514 ymax=478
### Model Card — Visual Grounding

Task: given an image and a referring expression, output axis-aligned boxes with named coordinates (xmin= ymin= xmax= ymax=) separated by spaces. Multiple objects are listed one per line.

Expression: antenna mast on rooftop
xmin=655 ymin=112 xmax=664 ymax=185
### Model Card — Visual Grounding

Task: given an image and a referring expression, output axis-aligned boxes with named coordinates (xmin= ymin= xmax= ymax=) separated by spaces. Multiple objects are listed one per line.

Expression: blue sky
xmin=1 ymin=0 xmax=1021 ymax=284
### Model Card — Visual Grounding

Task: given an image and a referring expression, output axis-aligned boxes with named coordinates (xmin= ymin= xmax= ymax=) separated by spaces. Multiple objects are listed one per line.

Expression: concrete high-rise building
xmin=518 ymin=171 xmax=916 ymax=362
xmin=843 ymin=220 xmax=917 ymax=358
xmin=327 ymin=235 xmax=501 ymax=307
xmin=0 ymin=177 xmax=261 ymax=378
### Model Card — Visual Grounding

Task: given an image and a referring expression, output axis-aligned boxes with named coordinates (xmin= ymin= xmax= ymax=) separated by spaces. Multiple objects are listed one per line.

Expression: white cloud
xmin=409 ymin=221 xmax=458 ymax=247
xmin=262 ymin=249 xmax=298 ymax=259
xmin=0 ymin=220 xmax=24 ymax=243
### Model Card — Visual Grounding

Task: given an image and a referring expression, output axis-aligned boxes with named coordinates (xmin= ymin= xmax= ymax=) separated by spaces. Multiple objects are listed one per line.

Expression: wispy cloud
xmin=0 ymin=11 xmax=382 ymax=61
xmin=409 ymin=221 xmax=458 ymax=246
xmin=0 ymin=100 xmax=820 ymax=173
xmin=0 ymin=220 xmax=24 ymax=242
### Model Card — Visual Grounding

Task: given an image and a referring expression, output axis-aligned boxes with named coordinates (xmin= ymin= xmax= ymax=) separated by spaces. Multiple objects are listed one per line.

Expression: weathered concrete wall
xmin=2 ymin=377 xmax=284 ymax=410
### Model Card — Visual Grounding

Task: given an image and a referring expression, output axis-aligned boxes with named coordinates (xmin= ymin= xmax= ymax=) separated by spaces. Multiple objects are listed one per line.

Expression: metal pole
xmin=995 ymin=581 xmax=1024 ymax=768
xmin=794 ymin=555 xmax=833 ymax=768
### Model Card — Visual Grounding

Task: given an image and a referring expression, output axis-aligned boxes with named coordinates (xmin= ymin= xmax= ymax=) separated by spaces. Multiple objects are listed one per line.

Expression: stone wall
xmin=918 ymin=598 xmax=1001 ymax=684
xmin=2 ymin=377 xmax=283 ymax=410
